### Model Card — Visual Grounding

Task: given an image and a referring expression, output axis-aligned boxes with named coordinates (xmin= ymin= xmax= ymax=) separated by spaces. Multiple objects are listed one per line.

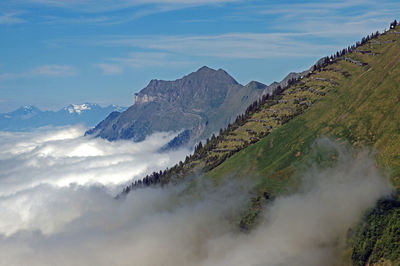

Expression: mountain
xmin=86 ymin=66 xmax=305 ymax=145
xmin=121 ymin=22 xmax=400 ymax=265
xmin=0 ymin=103 xmax=127 ymax=131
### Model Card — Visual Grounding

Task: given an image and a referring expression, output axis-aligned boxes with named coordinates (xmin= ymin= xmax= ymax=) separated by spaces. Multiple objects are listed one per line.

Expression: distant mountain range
xmin=0 ymin=103 xmax=127 ymax=131
xmin=86 ymin=66 xmax=307 ymax=147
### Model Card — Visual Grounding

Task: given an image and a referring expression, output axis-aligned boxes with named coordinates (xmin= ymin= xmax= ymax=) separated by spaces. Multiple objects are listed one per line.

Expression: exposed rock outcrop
xmin=87 ymin=66 xmax=310 ymax=147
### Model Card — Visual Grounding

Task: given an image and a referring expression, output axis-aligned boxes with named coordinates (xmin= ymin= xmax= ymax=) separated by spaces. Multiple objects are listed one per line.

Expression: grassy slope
xmin=207 ymin=27 xmax=400 ymax=265
xmin=209 ymin=28 xmax=400 ymax=193
xmin=202 ymin=82 xmax=266 ymax=138
xmin=174 ymin=58 xmax=335 ymax=178
xmin=132 ymin=27 xmax=399 ymax=193
xmin=122 ymin=25 xmax=400 ymax=265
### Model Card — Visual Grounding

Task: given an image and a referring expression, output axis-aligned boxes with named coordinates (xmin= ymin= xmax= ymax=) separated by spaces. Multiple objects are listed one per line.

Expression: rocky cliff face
xmin=86 ymin=66 xmax=302 ymax=145
xmin=135 ymin=66 xmax=239 ymax=109
xmin=86 ymin=66 xmax=250 ymax=142
xmin=134 ymin=93 xmax=158 ymax=105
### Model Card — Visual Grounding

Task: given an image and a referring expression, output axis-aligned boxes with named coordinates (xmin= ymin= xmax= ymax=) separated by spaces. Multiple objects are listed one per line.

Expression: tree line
xmin=119 ymin=20 xmax=397 ymax=196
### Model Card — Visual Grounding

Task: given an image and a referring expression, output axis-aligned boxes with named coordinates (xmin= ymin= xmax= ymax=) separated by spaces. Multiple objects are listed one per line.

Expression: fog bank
xmin=0 ymin=126 xmax=189 ymax=236
xmin=0 ymin=132 xmax=393 ymax=266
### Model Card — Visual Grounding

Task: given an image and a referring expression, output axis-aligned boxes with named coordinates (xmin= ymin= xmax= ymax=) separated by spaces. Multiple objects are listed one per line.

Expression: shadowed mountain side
xmin=86 ymin=66 xmax=307 ymax=146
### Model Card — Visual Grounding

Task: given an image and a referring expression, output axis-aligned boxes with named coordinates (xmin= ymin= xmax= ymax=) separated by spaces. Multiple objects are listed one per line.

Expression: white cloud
xmin=0 ymin=72 xmax=25 ymax=81
xmin=94 ymin=63 xmax=123 ymax=75
xmin=0 ymin=125 xmax=189 ymax=236
xmin=0 ymin=65 xmax=78 ymax=81
xmin=0 ymin=125 xmax=189 ymax=198
xmin=19 ymin=0 xmax=241 ymax=13
xmin=4 ymin=0 xmax=242 ymax=26
xmin=0 ymin=12 xmax=25 ymax=24
xmin=31 ymin=65 xmax=77 ymax=77
xmin=74 ymin=0 xmax=399 ymax=63
xmin=0 ymin=132 xmax=393 ymax=265
xmin=253 ymin=0 xmax=400 ymax=36
xmin=95 ymin=52 xmax=193 ymax=73
xmin=111 ymin=52 xmax=189 ymax=66
xmin=96 ymin=33 xmax=337 ymax=59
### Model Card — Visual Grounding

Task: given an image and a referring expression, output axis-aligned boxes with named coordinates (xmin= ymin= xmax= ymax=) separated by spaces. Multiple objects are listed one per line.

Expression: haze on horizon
xmin=1 ymin=0 xmax=399 ymax=112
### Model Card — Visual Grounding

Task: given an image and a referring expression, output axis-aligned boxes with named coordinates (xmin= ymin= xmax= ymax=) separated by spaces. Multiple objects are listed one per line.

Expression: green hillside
xmin=206 ymin=25 xmax=400 ymax=264
xmin=128 ymin=25 xmax=399 ymax=191
xmin=210 ymin=26 xmax=400 ymax=191
xmin=122 ymin=23 xmax=400 ymax=265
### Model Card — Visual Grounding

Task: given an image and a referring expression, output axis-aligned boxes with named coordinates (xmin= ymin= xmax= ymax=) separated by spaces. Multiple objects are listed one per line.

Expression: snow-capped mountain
xmin=0 ymin=103 xmax=127 ymax=131
xmin=65 ymin=103 xmax=93 ymax=115
xmin=63 ymin=103 xmax=126 ymax=115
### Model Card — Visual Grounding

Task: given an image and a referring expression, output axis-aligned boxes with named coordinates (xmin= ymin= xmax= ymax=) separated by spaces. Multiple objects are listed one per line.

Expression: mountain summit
xmin=87 ymin=66 xmax=300 ymax=144
xmin=120 ymin=21 xmax=400 ymax=265
xmin=133 ymin=66 xmax=238 ymax=108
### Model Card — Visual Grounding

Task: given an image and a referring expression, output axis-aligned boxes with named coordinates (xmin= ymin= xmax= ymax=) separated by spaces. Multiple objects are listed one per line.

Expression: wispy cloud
xmin=31 ymin=65 xmax=77 ymax=76
xmin=81 ymin=0 xmax=399 ymax=62
xmin=0 ymin=12 xmax=25 ymax=24
xmin=95 ymin=52 xmax=193 ymax=74
xmin=40 ymin=15 xmax=114 ymax=25
xmin=23 ymin=0 xmax=241 ymax=12
xmin=4 ymin=0 xmax=243 ymax=26
xmin=0 ymin=65 xmax=78 ymax=81
xmin=251 ymin=0 xmax=400 ymax=35
xmin=13 ymin=0 xmax=243 ymax=16
xmin=93 ymin=33 xmax=337 ymax=59
xmin=94 ymin=63 xmax=124 ymax=75
xmin=38 ymin=5 xmax=179 ymax=26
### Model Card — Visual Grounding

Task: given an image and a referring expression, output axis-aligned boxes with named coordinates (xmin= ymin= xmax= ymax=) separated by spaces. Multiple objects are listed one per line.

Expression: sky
xmin=0 ymin=0 xmax=399 ymax=112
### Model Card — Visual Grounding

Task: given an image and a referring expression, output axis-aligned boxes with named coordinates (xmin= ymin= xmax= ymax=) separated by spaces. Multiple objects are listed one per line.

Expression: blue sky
xmin=0 ymin=0 xmax=398 ymax=112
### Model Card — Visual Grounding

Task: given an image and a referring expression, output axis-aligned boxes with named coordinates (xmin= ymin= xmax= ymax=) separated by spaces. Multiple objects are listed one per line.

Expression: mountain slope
xmin=86 ymin=66 xmax=305 ymax=144
xmin=123 ymin=26 xmax=400 ymax=195
xmin=209 ymin=27 xmax=400 ymax=191
xmin=0 ymin=104 xmax=126 ymax=131
xmin=122 ymin=23 xmax=400 ymax=265
xmin=205 ymin=24 xmax=400 ymax=265
xmin=87 ymin=66 xmax=264 ymax=142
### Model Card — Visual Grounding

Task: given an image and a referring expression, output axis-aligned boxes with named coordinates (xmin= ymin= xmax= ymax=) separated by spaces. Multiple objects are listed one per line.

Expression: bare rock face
xmin=134 ymin=94 xmax=158 ymax=105
xmin=86 ymin=66 xmax=253 ymax=142
xmin=86 ymin=66 xmax=299 ymax=145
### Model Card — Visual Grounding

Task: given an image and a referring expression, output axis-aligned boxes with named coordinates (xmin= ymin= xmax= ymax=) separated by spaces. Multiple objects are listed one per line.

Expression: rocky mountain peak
xmin=88 ymin=66 xmax=259 ymax=142
xmin=246 ymin=81 xmax=267 ymax=90
xmin=134 ymin=66 xmax=239 ymax=106
xmin=197 ymin=65 xmax=214 ymax=72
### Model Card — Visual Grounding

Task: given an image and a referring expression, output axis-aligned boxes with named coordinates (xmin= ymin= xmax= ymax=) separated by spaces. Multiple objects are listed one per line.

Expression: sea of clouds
xmin=0 ymin=125 xmax=190 ymax=236
xmin=0 ymin=127 xmax=394 ymax=266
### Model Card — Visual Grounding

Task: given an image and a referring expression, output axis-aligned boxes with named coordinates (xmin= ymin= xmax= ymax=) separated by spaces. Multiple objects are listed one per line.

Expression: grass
xmin=124 ymin=24 xmax=400 ymax=265
xmin=204 ymin=27 xmax=400 ymax=240
xmin=208 ymin=27 xmax=400 ymax=192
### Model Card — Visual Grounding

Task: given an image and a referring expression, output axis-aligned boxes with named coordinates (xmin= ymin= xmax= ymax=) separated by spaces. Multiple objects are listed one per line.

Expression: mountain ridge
xmin=0 ymin=103 xmax=126 ymax=131
xmin=120 ymin=21 xmax=400 ymax=265
xmin=87 ymin=66 xmax=307 ymax=146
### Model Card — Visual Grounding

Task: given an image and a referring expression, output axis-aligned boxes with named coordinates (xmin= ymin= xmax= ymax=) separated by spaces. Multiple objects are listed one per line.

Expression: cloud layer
xmin=0 ymin=130 xmax=393 ymax=265
xmin=0 ymin=126 xmax=189 ymax=235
